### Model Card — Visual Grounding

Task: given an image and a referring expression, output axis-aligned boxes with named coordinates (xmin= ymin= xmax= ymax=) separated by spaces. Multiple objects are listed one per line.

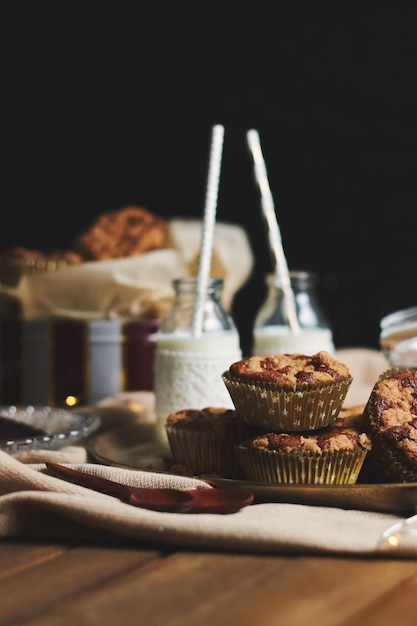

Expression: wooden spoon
xmin=187 ymin=488 xmax=254 ymax=514
xmin=46 ymin=462 xmax=254 ymax=514
xmin=45 ymin=462 xmax=194 ymax=513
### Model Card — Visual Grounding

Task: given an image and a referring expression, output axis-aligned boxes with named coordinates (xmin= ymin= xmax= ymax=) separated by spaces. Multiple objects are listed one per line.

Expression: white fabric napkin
xmin=0 ymin=449 xmax=414 ymax=557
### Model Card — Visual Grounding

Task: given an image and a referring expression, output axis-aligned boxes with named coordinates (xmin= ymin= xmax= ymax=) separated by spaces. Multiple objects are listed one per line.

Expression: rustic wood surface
xmin=2 ymin=539 xmax=417 ymax=626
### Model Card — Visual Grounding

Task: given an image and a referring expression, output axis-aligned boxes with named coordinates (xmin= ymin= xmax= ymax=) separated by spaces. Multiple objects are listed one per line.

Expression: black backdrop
xmin=1 ymin=0 xmax=417 ymax=355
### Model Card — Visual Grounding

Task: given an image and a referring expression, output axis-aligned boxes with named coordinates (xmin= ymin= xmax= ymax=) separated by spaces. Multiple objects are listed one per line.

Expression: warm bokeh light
xmin=388 ymin=534 xmax=401 ymax=547
xmin=127 ymin=402 xmax=144 ymax=413
xmin=65 ymin=396 xmax=79 ymax=407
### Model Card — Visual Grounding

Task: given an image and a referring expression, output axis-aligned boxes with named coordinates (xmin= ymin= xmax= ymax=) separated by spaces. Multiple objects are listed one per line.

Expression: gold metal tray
xmin=86 ymin=423 xmax=417 ymax=514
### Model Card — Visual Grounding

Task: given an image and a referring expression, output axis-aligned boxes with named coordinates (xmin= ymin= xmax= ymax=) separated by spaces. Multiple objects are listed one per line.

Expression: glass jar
xmin=252 ymin=271 xmax=335 ymax=356
xmin=380 ymin=306 xmax=417 ymax=368
xmin=154 ymin=277 xmax=242 ymax=450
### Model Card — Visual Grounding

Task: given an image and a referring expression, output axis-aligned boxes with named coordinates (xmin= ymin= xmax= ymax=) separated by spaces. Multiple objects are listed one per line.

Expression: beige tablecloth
xmin=2 ymin=348 xmax=414 ymax=557
xmin=0 ymin=446 xmax=415 ymax=557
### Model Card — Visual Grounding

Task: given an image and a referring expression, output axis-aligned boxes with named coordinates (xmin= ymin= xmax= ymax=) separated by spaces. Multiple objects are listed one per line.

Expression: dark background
xmin=1 ymin=0 xmax=417 ymax=355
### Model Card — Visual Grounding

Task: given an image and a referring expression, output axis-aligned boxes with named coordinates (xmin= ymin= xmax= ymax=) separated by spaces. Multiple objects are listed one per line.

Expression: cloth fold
xmin=0 ymin=449 xmax=415 ymax=557
xmin=0 ymin=351 xmax=413 ymax=557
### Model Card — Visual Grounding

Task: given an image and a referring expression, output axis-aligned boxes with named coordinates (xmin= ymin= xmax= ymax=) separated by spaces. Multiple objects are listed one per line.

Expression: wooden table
xmin=2 ymin=537 xmax=417 ymax=625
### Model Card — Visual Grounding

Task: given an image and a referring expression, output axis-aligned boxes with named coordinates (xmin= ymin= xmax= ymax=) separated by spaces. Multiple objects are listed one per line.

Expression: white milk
xmin=156 ymin=330 xmax=240 ymax=353
xmin=154 ymin=329 xmax=242 ymax=450
xmin=253 ymin=325 xmax=335 ymax=356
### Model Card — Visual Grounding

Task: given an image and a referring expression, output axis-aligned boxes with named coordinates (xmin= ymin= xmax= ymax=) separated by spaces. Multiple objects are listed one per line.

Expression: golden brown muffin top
xmin=242 ymin=409 xmax=372 ymax=455
xmin=367 ymin=368 xmax=417 ymax=461
xmin=166 ymin=407 xmax=247 ymax=434
xmin=228 ymin=351 xmax=350 ymax=386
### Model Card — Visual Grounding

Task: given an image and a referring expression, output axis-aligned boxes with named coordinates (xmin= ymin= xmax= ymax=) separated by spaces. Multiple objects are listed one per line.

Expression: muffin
xmin=165 ymin=407 xmax=250 ymax=478
xmin=0 ymin=246 xmax=82 ymax=286
xmin=362 ymin=367 xmax=417 ymax=482
xmin=234 ymin=405 xmax=372 ymax=484
xmin=222 ymin=351 xmax=352 ymax=431
xmin=74 ymin=205 xmax=168 ymax=261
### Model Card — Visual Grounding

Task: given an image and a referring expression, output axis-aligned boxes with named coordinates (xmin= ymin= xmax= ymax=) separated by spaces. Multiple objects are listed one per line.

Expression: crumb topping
xmin=229 ymin=351 xmax=350 ymax=386
xmin=166 ymin=407 xmax=247 ymax=434
xmin=242 ymin=414 xmax=372 ymax=454
xmin=369 ymin=369 xmax=417 ymax=461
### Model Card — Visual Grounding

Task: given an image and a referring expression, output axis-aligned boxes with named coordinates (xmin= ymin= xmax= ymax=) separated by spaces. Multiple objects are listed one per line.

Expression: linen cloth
xmin=1 ymin=349 xmax=415 ymax=558
xmin=0 ymin=448 xmax=415 ymax=557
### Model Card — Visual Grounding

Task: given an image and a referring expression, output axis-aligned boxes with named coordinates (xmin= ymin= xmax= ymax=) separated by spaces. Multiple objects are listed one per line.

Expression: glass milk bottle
xmin=380 ymin=306 xmax=417 ymax=368
xmin=252 ymin=270 xmax=335 ymax=356
xmin=154 ymin=277 xmax=242 ymax=450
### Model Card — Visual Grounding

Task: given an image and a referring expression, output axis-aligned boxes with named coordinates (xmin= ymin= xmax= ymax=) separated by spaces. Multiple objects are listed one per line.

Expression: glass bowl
xmin=0 ymin=405 xmax=101 ymax=454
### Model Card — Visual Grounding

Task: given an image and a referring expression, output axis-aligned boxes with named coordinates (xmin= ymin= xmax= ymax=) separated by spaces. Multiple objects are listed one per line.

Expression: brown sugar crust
xmin=74 ymin=205 xmax=168 ymax=260
xmin=229 ymin=351 xmax=350 ymax=387
xmin=243 ymin=409 xmax=372 ymax=455
xmin=166 ymin=407 xmax=247 ymax=435
xmin=365 ymin=368 xmax=417 ymax=464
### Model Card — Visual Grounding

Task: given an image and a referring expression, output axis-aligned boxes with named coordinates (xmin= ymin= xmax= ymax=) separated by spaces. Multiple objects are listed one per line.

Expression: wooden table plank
xmin=2 ymin=547 xmax=417 ymax=626
xmin=0 ymin=541 xmax=69 ymax=580
xmin=0 ymin=541 xmax=165 ymax=626
xmin=340 ymin=568 xmax=417 ymax=626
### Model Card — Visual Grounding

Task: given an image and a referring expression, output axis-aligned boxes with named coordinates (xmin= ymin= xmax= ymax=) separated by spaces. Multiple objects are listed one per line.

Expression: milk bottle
xmin=154 ymin=277 xmax=241 ymax=450
xmin=253 ymin=271 xmax=335 ymax=356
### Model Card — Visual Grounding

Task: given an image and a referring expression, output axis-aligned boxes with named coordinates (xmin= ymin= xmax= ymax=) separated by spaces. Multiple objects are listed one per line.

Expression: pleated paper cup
xmin=222 ymin=372 xmax=352 ymax=431
xmin=363 ymin=428 xmax=417 ymax=483
xmin=165 ymin=426 xmax=246 ymax=478
xmin=234 ymin=444 xmax=368 ymax=485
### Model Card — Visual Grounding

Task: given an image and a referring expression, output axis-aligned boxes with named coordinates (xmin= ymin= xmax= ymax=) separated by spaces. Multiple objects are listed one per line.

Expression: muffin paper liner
xmin=222 ymin=372 xmax=352 ymax=431
xmin=363 ymin=425 xmax=417 ymax=483
xmin=165 ymin=426 xmax=245 ymax=479
xmin=234 ymin=445 xmax=368 ymax=485
xmin=364 ymin=409 xmax=417 ymax=483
